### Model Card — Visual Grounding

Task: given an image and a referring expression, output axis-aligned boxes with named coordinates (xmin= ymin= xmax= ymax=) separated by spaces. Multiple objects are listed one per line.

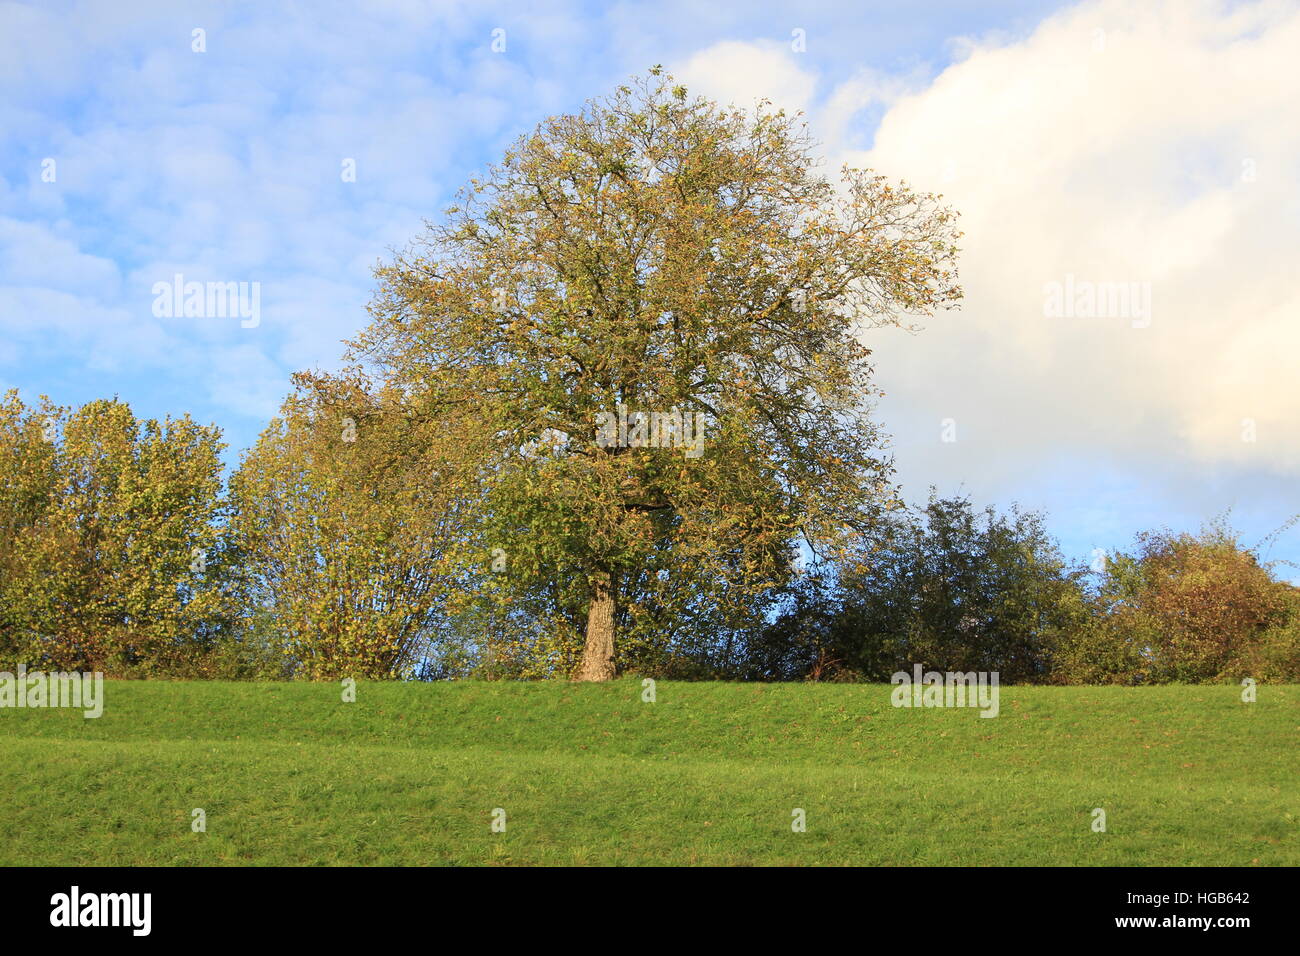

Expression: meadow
xmin=0 ymin=680 xmax=1294 ymax=866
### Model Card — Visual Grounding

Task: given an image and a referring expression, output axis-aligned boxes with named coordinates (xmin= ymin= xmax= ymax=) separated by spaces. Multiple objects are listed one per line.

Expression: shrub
xmin=752 ymin=494 xmax=1089 ymax=682
xmin=1075 ymin=520 xmax=1294 ymax=683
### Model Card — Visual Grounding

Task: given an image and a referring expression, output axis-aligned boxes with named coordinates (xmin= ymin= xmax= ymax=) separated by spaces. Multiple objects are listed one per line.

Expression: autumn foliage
xmin=1 ymin=73 xmax=1295 ymax=684
xmin=0 ymin=390 xmax=228 ymax=675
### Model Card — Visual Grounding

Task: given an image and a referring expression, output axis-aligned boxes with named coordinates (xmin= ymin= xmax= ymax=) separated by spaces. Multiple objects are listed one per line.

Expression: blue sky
xmin=3 ymin=0 xmax=1298 ymax=578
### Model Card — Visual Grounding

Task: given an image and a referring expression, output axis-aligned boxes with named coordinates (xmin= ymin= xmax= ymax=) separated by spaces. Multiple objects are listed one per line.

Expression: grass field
xmin=0 ymin=679 xmax=1295 ymax=866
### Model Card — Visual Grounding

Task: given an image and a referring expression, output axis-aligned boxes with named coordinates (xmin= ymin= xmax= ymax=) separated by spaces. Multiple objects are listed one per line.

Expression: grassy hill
xmin=0 ymin=680 xmax=1295 ymax=866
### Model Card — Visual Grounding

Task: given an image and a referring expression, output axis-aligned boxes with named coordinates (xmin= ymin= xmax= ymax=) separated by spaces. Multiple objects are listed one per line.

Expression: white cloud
xmin=676 ymin=0 xmax=1300 ymax=525
xmin=853 ymin=0 xmax=1300 ymax=486
xmin=0 ymin=219 xmax=121 ymax=293
xmin=674 ymin=40 xmax=817 ymax=115
xmin=0 ymin=0 xmax=539 ymax=443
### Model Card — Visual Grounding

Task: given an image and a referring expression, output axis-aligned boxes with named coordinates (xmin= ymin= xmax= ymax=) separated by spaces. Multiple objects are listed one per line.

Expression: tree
xmin=752 ymin=494 xmax=1088 ymax=682
xmin=453 ymin=538 xmax=784 ymax=680
xmin=347 ymin=69 xmax=962 ymax=680
xmin=0 ymin=390 xmax=61 ymax=665
xmin=876 ymin=495 xmax=1089 ymax=682
xmin=0 ymin=391 xmax=228 ymax=674
xmin=227 ymin=374 xmax=472 ymax=679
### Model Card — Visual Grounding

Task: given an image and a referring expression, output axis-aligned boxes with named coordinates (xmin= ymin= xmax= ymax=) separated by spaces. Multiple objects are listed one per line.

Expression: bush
xmin=751 ymin=494 xmax=1089 ymax=682
xmin=1058 ymin=520 xmax=1296 ymax=684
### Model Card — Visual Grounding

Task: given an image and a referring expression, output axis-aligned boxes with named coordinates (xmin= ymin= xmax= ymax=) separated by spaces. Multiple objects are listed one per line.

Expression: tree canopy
xmin=338 ymin=69 xmax=964 ymax=679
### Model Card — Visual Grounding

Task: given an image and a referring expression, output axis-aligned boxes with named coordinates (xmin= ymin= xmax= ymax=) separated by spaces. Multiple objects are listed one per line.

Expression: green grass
xmin=0 ymin=679 xmax=1295 ymax=865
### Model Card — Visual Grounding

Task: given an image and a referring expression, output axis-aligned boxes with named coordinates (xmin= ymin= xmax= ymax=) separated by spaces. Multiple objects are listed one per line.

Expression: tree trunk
xmin=574 ymin=568 xmax=617 ymax=681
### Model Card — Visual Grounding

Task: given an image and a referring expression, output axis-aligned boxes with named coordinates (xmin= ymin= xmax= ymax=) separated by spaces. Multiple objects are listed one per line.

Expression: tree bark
xmin=574 ymin=568 xmax=617 ymax=681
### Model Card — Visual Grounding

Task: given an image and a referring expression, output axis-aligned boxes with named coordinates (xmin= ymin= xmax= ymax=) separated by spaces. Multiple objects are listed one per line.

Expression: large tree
xmin=348 ymin=69 xmax=962 ymax=680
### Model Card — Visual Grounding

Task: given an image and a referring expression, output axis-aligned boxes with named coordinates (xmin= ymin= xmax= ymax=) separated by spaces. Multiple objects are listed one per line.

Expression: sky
xmin=2 ymin=0 xmax=1298 ymax=579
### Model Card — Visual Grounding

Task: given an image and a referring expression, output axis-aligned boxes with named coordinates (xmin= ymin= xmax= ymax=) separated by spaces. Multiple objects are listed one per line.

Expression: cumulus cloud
xmin=853 ymin=0 xmax=1300 ymax=470
xmin=675 ymin=0 xmax=1300 ymax=568
xmin=675 ymin=39 xmax=818 ymax=115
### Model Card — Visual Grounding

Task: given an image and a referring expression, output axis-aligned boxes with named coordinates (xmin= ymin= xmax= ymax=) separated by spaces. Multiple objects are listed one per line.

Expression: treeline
xmin=746 ymin=498 xmax=1299 ymax=685
xmin=10 ymin=76 xmax=1293 ymax=685
xmin=2 ymin=388 xmax=1295 ymax=684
